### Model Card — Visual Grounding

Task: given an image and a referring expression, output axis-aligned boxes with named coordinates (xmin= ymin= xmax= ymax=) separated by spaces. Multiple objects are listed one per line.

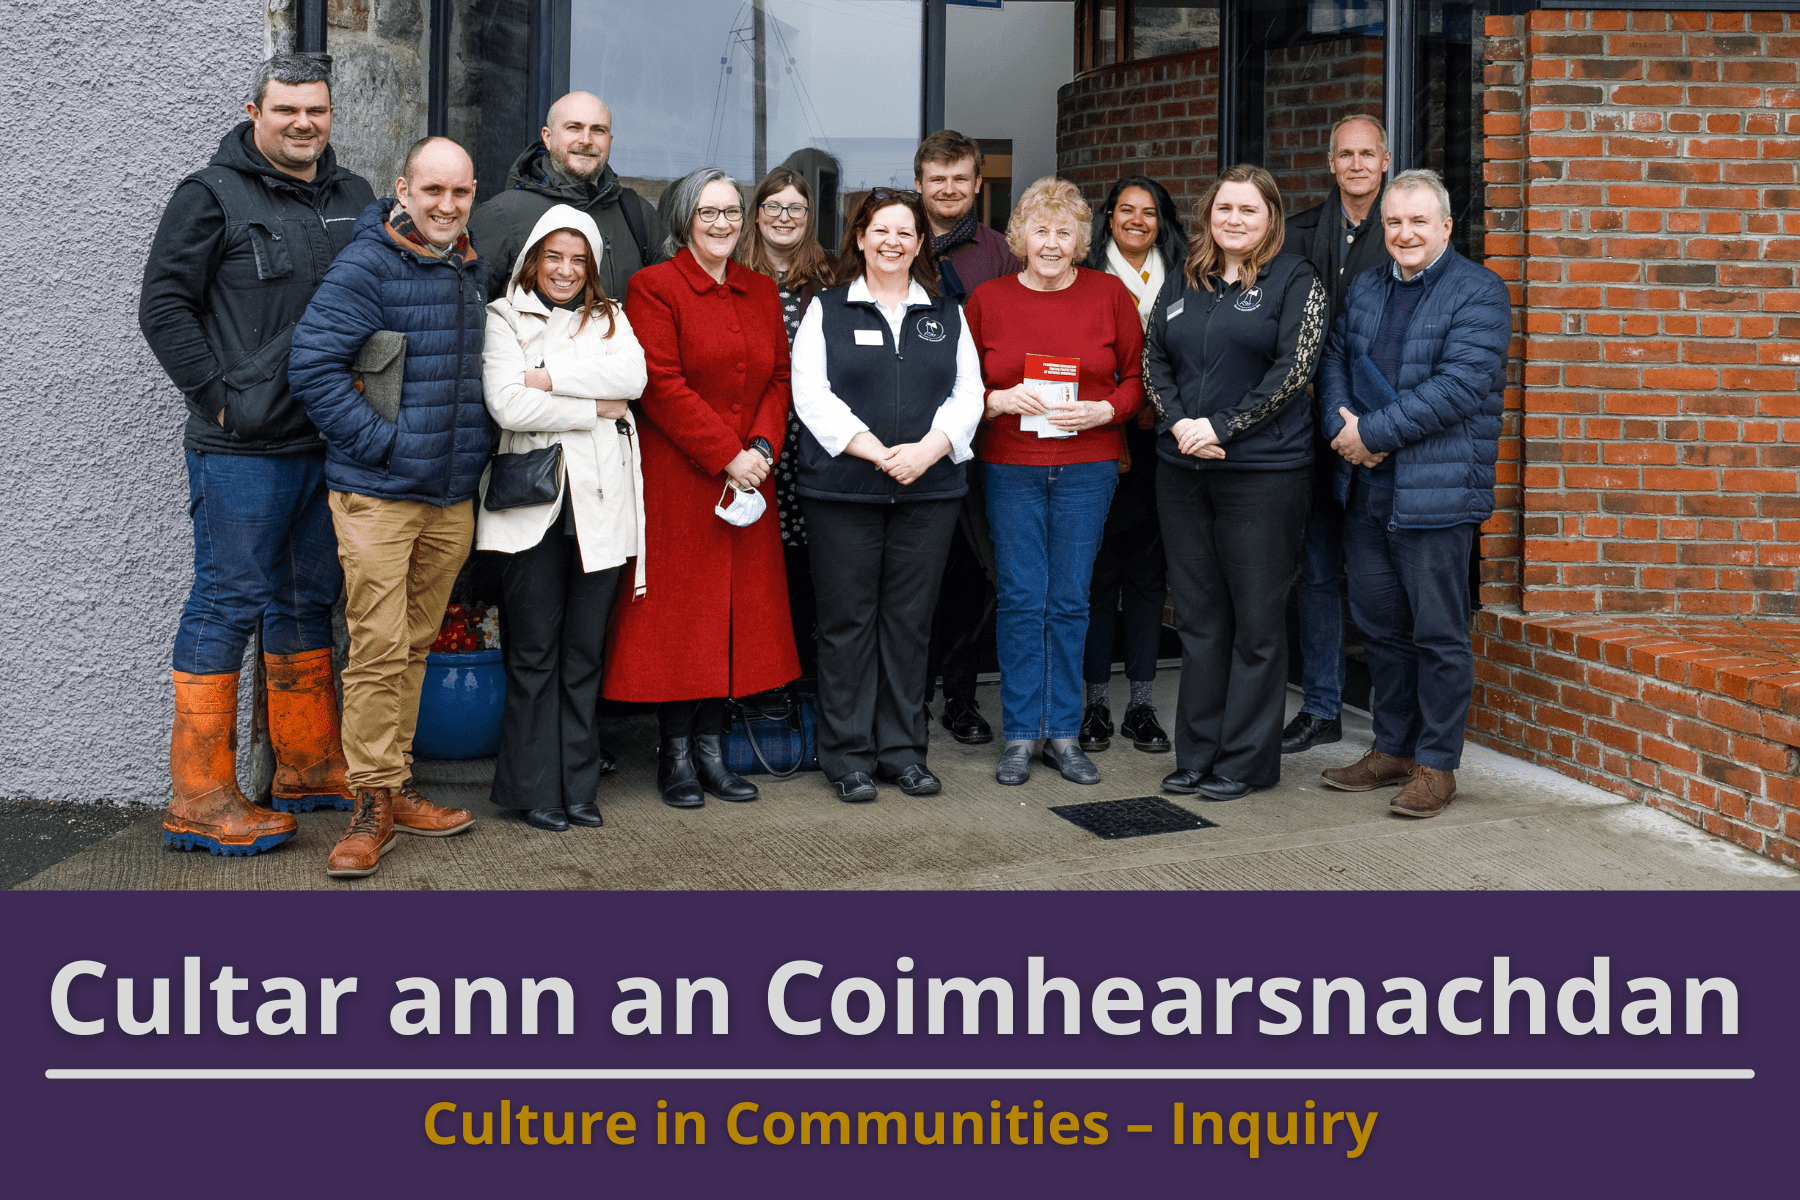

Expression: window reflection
xmin=570 ymin=0 xmax=922 ymax=240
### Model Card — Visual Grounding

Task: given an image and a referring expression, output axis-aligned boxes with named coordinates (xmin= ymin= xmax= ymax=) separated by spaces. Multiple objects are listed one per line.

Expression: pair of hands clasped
xmin=1330 ymin=407 xmax=1388 ymax=468
xmin=844 ymin=430 xmax=953 ymax=487
xmin=985 ymin=384 xmax=1115 ymax=433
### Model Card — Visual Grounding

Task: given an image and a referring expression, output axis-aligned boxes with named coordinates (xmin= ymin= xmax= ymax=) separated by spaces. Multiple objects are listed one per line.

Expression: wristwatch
xmin=749 ymin=436 xmax=773 ymax=463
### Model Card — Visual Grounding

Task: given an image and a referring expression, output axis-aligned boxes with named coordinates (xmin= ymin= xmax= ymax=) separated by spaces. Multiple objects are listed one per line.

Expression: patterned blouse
xmin=774 ymin=273 xmax=809 ymax=547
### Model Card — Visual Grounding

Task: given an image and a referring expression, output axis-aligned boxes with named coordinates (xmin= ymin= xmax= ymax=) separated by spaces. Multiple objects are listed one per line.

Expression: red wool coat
xmin=604 ymin=249 xmax=801 ymax=702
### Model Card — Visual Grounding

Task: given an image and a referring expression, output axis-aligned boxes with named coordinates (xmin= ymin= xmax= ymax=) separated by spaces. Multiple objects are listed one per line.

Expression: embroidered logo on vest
xmin=1234 ymin=286 xmax=1264 ymax=312
xmin=915 ymin=315 xmax=948 ymax=342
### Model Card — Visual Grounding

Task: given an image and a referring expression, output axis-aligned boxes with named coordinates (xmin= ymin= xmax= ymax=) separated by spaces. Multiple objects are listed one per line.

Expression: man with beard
xmin=914 ymin=130 xmax=1021 ymax=746
xmin=139 ymin=54 xmax=374 ymax=856
xmin=467 ymin=91 xmax=662 ymax=301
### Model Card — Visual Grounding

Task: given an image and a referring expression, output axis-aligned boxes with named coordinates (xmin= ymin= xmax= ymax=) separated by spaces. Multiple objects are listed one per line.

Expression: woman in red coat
xmin=607 ymin=168 xmax=800 ymax=807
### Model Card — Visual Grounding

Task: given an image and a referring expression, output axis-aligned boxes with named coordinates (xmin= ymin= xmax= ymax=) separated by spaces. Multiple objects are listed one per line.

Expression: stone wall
xmin=0 ymin=0 xmax=268 ymax=805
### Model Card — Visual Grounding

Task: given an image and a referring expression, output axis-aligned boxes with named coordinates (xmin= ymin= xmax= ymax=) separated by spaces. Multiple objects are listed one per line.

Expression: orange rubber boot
xmin=164 ymin=671 xmax=297 ymax=856
xmin=265 ymin=648 xmax=354 ymax=813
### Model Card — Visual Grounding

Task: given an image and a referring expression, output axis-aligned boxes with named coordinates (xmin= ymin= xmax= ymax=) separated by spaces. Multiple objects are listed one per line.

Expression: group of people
xmin=139 ymin=54 xmax=1509 ymax=879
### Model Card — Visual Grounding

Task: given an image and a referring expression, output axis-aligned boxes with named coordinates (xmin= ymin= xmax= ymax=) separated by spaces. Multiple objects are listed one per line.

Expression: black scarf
xmin=931 ymin=210 xmax=980 ymax=257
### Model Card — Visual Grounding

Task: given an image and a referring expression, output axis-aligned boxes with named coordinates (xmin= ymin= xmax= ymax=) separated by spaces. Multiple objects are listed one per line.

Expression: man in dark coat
xmin=289 ymin=136 xmax=491 ymax=879
xmin=913 ymin=129 xmax=1024 ymax=746
xmin=1279 ymin=113 xmax=1395 ymax=758
xmin=465 ymin=91 xmax=663 ymax=301
xmin=139 ymin=54 xmax=374 ymax=858
xmin=1316 ymin=169 xmax=1511 ymax=819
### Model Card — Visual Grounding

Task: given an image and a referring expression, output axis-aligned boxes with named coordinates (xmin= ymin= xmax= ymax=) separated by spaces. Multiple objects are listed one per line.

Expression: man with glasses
xmin=468 ymin=91 xmax=663 ymax=301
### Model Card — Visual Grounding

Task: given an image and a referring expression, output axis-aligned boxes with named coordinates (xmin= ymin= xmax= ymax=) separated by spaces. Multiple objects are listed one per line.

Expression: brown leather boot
xmin=1320 ymin=747 xmax=1416 ymax=791
xmin=164 ymin=671 xmax=297 ymax=856
xmin=392 ymin=779 xmax=475 ymax=837
xmin=265 ymin=648 xmax=354 ymax=813
xmin=1390 ymin=766 xmax=1457 ymax=818
xmin=326 ymin=787 xmax=398 ymax=878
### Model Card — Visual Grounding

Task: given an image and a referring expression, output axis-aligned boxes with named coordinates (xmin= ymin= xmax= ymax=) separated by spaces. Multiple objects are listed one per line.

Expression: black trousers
xmin=1157 ymin=466 xmax=1310 ymax=788
xmin=1084 ymin=519 xmax=1167 ymax=686
xmin=489 ymin=523 xmax=620 ymax=811
xmin=926 ymin=481 xmax=996 ymax=705
xmin=784 ymin=542 xmax=818 ymax=688
xmin=803 ymin=496 xmax=960 ymax=779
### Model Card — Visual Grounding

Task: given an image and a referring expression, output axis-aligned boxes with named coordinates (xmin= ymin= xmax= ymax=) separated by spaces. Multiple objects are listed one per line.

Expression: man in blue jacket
xmin=289 ymin=136 xmax=493 ymax=878
xmin=1315 ymin=169 xmax=1511 ymax=818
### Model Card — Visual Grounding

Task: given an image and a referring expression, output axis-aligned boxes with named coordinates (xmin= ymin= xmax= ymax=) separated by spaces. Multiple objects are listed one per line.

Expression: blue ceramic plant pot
xmin=413 ymin=649 xmax=505 ymax=760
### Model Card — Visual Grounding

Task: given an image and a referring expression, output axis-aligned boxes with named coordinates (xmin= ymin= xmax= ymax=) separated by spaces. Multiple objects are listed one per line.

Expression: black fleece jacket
xmin=1142 ymin=254 xmax=1328 ymax=472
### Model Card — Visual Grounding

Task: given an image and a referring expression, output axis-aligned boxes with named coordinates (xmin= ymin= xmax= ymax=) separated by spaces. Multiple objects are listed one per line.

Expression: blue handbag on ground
xmin=724 ymin=689 xmax=820 ymax=778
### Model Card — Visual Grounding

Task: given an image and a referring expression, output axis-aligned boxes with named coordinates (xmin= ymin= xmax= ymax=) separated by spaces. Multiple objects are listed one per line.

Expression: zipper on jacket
xmin=891 ymin=311 xmax=905 ymax=503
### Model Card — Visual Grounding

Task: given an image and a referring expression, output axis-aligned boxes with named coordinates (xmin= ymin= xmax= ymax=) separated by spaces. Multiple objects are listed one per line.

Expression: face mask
xmin=715 ymin=484 xmax=767 ymax=528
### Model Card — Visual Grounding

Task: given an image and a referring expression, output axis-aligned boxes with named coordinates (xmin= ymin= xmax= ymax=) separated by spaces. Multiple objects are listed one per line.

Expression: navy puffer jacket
xmin=1318 ymin=246 xmax=1511 ymax=528
xmin=289 ymin=200 xmax=495 ymax=505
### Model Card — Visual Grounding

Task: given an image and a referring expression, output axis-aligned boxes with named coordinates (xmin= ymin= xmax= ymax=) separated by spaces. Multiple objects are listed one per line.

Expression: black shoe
xmin=564 ymin=801 xmax=603 ymax=827
xmin=1162 ymin=768 xmax=1205 ymax=795
xmin=1281 ymin=712 xmax=1343 ymax=754
xmin=1079 ymin=703 xmax=1113 ymax=752
xmin=832 ymin=772 xmax=878 ymax=803
xmin=1195 ymin=773 xmax=1254 ymax=801
xmin=877 ymin=764 xmax=941 ymax=796
xmin=595 ymin=744 xmax=619 ymax=776
xmin=942 ymin=697 xmax=994 ymax=745
xmin=995 ymin=742 xmax=1033 ymax=786
xmin=523 ymin=806 xmax=569 ymax=831
xmin=692 ymin=734 xmax=759 ymax=802
xmin=1121 ymin=703 xmax=1171 ymax=752
xmin=657 ymin=736 xmax=705 ymax=808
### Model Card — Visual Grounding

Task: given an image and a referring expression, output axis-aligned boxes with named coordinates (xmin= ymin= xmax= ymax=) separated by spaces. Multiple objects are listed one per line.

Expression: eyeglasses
xmin=759 ymin=202 xmax=809 ymax=218
xmin=696 ymin=206 xmax=745 ymax=224
xmin=868 ymin=188 xmax=920 ymax=202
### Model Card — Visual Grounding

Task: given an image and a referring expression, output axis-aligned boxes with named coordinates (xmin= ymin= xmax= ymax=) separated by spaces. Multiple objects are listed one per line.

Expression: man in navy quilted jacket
xmin=289 ymin=136 xmax=494 ymax=878
xmin=1314 ymin=169 xmax=1511 ymax=819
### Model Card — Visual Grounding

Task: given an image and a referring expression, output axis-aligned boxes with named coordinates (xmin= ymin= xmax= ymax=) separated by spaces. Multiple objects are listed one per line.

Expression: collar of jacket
xmin=673 ymin=246 xmax=752 ymax=294
xmin=1389 ymin=243 xmax=1452 ymax=284
xmin=842 ymin=275 xmax=933 ymax=312
xmin=215 ymin=120 xmax=352 ymax=196
xmin=1313 ymin=183 xmax=1383 ymax=260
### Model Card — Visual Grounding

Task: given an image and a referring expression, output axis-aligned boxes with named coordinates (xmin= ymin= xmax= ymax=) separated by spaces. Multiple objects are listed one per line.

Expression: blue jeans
xmin=1298 ymin=481 xmax=1347 ymax=718
xmin=174 ymin=451 xmax=342 ymax=674
xmin=1342 ymin=479 xmax=1475 ymax=771
xmin=985 ymin=461 xmax=1118 ymax=741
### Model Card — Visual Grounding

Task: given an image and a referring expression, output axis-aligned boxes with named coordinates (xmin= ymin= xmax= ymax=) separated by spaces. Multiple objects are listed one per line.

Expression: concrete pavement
xmin=13 ymin=671 xmax=1798 ymax=891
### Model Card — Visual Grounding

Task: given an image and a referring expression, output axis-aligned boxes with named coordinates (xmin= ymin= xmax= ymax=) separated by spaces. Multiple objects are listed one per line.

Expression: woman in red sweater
xmin=965 ymin=177 xmax=1145 ymax=786
xmin=606 ymin=168 xmax=800 ymax=808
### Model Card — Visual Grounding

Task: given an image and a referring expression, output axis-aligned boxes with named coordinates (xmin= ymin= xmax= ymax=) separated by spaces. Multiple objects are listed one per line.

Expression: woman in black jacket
xmin=789 ymin=189 xmax=985 ymax=802
xmin=1145 ymin=165 xmax=1328 ymax=801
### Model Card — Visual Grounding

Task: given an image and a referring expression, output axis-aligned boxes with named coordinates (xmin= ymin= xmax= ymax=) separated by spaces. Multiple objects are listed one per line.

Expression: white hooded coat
xmin=477 ymin=205 xmax=650 ymax=593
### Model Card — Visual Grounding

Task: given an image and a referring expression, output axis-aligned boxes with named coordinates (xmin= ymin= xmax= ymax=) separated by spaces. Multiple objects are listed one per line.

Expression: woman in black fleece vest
xmin=788 ymin=190 xmax=985 ymax=802
xmin=1143 ymin=165 xmax=1328 ymax=802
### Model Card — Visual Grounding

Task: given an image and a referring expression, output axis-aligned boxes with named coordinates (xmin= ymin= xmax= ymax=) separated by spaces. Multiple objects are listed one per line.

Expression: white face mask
xmin=715 ymin=484 xmax=767 ymax=528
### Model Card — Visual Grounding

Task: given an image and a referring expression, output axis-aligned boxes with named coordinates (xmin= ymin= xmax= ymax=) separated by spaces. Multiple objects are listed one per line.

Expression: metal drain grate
xmin=1049 ymin=795 xmax=1219 ymax=840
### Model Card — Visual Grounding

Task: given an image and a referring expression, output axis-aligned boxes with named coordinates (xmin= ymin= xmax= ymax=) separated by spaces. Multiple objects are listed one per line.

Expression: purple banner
xmin=2 ymin=891 xmax=1791 ymax=1195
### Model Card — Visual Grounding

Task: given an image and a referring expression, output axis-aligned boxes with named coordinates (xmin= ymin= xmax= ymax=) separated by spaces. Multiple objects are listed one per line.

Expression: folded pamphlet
xmin=1020 ymin=353 xmax=1080 ymax=439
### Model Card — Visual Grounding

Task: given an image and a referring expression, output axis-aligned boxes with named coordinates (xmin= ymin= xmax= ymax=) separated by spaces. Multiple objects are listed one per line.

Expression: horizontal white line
xmin=45 ymin=1067 xmax=1755 ymax=1082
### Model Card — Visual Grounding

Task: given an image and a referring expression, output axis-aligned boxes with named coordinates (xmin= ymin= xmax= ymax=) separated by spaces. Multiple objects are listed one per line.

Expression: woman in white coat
xmin=479 ymin=204 xmax=648 ymax=831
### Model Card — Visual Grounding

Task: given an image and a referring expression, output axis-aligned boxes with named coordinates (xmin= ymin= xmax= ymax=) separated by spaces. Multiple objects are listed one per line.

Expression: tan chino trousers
xmin=328 ymin=490 xmax=475 ymax=790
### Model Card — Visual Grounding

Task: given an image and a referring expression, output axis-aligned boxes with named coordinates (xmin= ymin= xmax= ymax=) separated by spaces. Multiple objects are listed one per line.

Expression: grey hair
xmin=1329 ymin=113 xmax=1389 ymax=158
xmin=248 ymin=53 xmax=333 ymax=108
xmin=1384 ymin=168 xmax=1453 ymax=222
xmin=659 ymin=167 xmax=741 ymax=258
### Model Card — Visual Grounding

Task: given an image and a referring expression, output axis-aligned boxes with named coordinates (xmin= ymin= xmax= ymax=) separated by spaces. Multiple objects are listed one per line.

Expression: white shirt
xmin=790 ymin=276 xmax=984 ymax=462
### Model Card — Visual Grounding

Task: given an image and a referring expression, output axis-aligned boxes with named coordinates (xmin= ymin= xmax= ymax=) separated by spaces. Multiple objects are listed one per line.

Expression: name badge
xmin=854 ymin=329 xmax=884 ymax=346
xmin=1166 ymin=297 xmax=1185 ymax=321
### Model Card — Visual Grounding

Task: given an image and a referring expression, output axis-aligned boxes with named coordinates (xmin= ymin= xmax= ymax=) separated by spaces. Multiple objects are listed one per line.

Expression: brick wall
xmin=1483 ymin=8 xmax=1800 ymax=618
xmin=1263 ymin=36 xmax=1384 ymax=213
xmin=1472 ymin=9 xmax=1800 ymax=868
xmin=1056 ymin=49 xmax=1220 ymax=207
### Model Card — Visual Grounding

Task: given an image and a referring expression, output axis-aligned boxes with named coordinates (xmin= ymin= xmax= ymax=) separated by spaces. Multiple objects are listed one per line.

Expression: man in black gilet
xmin=139 ymin=54 xmax=374 ymax=856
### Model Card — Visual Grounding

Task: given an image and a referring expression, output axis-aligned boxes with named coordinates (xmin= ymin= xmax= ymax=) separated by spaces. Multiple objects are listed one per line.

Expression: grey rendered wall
xmin=0 ymin=1 xmax=269 ymax=805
